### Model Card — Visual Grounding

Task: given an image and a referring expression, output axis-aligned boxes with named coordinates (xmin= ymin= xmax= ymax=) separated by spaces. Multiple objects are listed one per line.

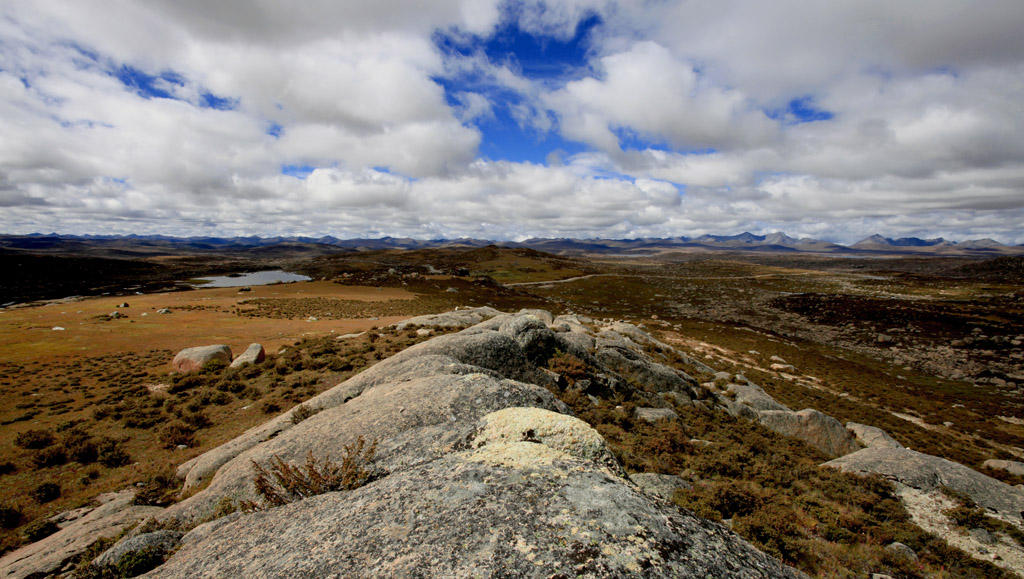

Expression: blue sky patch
xmin=281 ymin=164 xmax=315 ymax=179
xmin=266 ymin=122 xmax=283 ymax=138
xmin=771 ymin=96 xmax=834 ymax=124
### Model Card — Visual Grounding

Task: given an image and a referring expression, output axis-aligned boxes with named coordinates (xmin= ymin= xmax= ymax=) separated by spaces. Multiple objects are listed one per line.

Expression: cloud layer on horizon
xmin=1 ymin=0 xmax=1023 ymax=244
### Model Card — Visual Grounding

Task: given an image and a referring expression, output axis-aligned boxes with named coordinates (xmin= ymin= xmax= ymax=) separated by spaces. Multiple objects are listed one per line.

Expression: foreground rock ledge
xmin=152 ymin=441 xmax=803 ymax=578
xmin=150 ymin=309 xmax=806 ymax=578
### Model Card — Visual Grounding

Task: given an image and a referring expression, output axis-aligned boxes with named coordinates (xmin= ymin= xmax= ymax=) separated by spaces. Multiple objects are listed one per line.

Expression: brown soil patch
xmin=0 ymin=281 xmax=417 ymax=365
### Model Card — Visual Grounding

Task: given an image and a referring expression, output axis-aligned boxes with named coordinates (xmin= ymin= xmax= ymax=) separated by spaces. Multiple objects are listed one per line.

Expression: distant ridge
xmin=3 ymin=232 xmax=1022 ymax=257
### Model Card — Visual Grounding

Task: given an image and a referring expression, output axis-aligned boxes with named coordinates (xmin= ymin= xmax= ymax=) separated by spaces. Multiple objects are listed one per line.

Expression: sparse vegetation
xmin=244 ymin=437 xmax=382 ymax=511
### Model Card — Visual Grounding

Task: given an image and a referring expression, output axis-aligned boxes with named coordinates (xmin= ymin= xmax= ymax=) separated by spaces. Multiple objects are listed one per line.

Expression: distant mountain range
xmin=2 ymin=232 xmax=1022 ymax=256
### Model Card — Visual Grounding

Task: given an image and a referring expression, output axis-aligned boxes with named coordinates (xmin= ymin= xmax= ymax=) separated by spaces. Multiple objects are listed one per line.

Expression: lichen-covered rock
xmin=470 ymin=407 xmax=622 ymax=476
xmin=847 ymin=422 xmax=902 ymax=449
xmin=149 ymin=447 xmax=806 ymax=579
xmin=825 ymin=447 xmax=1024 ymax=525
xmin=630 ymin=472 xmax=692 ymax=500
xmin=172 ymin=345 xmax=232 ymax=373
xmin=758 ymin=409 xmax=860 ymax=458
xmin=92 ymin=529 xmax=183 ymax=568
xmin=228 ymin=343 xmax=265 ymax=368
xmin=0 ymin=490 xmax=162 ymax=579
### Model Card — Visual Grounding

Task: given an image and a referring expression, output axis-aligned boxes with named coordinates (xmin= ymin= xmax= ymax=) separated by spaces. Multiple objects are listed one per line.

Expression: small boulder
xmin=758 ymin=409 xmax=860 ymax=458
xmin=969 ymin=527 xmax=997 ymax=545
xmin=172 ymin=345 xmax=232 ymax=373
xmin=93 ymin=529 xmax=183 ymax=569
xmin=634 ymin=407 xmax=680 ymax=423
xmin=116 ymin=302 xmax=129 ymax=308
xmin=885 ymin=541 xmax=918 ymax=562
xmin=108 ymin=311 xmax=125 ymax=319
xmin=846 ymin=422 xmax=902 ymax=449
xmin=983 ymin=458 xmax=1024 ymax=477
xmin=230 ymin=344 xmax=265 ymax=368
xmin=157 ymin=308 xmax=172 ymax=314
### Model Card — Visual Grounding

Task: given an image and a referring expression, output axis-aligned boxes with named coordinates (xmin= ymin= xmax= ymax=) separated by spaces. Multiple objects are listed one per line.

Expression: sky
xmin=1 ymin=1 xmax=1024 ymax=245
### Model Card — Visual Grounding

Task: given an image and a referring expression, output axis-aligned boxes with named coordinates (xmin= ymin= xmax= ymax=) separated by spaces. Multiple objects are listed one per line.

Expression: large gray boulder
xmin=151 ymin=411 xmax=805 ymax=579
xmin=825 ymin=447 xmax=1024 ymax=524
xmin=172 ymin=345 xmax=232 ymax=373
xmin=758 ymin=409 xmax=860 ymax=458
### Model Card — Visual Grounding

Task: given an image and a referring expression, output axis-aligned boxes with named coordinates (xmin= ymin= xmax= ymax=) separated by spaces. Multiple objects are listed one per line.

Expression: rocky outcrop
xmin=0 ymin=490 xmax=161 ymax=579
xmin=140 ymin=310 xmax=806 ymax=577
xmin=847 ymin=422 xmax=902 ymax=449
xmin=153 ymin=438 xmax=804 ymax=578
xmin=393 ymin=306 xmax=501 ymax=330
xmin=825 ymin=447 xmax=1024 ymax=525
xmin=172 ymin=345 xmax=232 ymax=373
xmin=228 ymin=343 xmax=265 ymax=368
xmin=758 ymin=409 xmax=860 ymax=458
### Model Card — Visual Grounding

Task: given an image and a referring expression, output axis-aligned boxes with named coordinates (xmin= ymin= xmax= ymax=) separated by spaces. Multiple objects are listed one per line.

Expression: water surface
xmin=189 ymin=270 xmax=311 ymax=288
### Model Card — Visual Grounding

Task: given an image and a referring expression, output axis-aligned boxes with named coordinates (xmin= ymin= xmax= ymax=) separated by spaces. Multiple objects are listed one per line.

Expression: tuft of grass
xmin=243 ymin=436 xmax=382 ymax=511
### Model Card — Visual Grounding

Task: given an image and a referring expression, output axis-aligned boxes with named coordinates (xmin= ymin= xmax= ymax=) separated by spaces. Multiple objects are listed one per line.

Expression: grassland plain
xmin=0 ymin=246 xmax=1022 ymax=578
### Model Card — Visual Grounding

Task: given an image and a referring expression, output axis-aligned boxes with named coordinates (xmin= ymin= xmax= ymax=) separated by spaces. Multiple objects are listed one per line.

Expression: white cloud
xmin=545 ymin=42 xmax=777 ymax=153
xmin=0 ymin=1 xmax=1023 ymax=244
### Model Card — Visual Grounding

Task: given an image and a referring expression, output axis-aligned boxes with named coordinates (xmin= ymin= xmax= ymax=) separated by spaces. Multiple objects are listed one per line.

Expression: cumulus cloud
xmin=0 ymin=1 xmax=1023 ymax=244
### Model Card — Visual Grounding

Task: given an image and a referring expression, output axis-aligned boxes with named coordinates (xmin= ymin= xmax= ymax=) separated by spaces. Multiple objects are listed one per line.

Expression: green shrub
xmin=159 ymin=422 xmax=196 ymax=448
xmin=15 ymin=429 xmax=55 ymax=449
xmin=132 ymin=468 xmax=180 ymax=507
xmin=32 ymin=446 xmax=68 ymax=468
xmin=61 ymin=427 xmax=99 ymax=464
xmin=97 ymin=438 xmax=132 ymax=468
xmin=31 ymin=482 xmax=61 ymax=504
xmin=22 ymin=519 xmax=59 ymax=542
xmin=0 ymin=504 xmax=23 ymax=529
xmin=733 ymin=504 xmax=809 ymax=566
xmin=290 ymin=404 xmax=321 ymax=424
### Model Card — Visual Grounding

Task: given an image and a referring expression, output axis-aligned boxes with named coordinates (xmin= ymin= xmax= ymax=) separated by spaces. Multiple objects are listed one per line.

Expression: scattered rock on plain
xmin=229 ymin=343 xmax=265 ymax=368
xmin=172 ymin=345 xmax=232 ymax=373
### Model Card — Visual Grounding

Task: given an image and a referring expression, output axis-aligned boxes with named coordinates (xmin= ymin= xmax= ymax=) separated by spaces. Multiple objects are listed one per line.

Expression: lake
xmin=189 ymin=270 xmax=312 ymax=288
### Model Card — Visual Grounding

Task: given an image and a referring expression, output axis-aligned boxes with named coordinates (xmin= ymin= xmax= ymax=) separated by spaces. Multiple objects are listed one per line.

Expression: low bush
xmin=96 ymin=438 xmax=132 ymax=468
xmin=22 ymin=519 xmax=59 ymax=542
xmin=159 ymin=422 xmax=196 ymax=449
xmin=290 ymin=404 xmax=321 ymax=424
xmin=32 ymin=446 xmax=68 ymax=468
xmin=31 ymin=482 xmax=61 ymax=504
xmin=132 ymin=468 xmax=180 ymax=507
xmin=15 ymin=429 xmax=55 ymax=449
xmin=0 ymin=505 xmax=22 ymax=529
xmin=244 ymin=436 xmax=382 ymax=510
